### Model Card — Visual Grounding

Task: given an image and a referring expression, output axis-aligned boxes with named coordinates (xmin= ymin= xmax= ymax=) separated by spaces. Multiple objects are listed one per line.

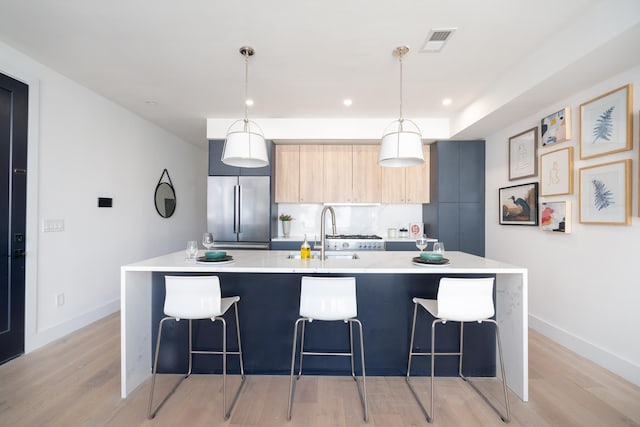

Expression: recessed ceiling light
xmin=343 ymin=98 xmax=353 ymax=106
xmin=245 ymin=99 xmax=254 ymax=106
xmin=144 ymin=100 xmax=158 ymax=106
xmin=442 ymin=98 xmax=452 ymax=106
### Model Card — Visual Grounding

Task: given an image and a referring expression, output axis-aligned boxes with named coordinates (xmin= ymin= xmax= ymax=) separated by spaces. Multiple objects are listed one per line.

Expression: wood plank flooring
xmin=0 ymin=312 xmax=638 ymax=426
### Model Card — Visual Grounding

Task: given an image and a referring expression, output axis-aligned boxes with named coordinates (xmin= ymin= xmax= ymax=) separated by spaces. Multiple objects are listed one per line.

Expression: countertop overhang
xmin=122 ymin=249 xmax=526 ymax=275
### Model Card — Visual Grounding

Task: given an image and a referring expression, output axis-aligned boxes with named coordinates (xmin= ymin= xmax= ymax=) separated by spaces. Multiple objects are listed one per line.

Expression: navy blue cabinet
xmin=423 ymin=140 xmax=485 ymax=256
xmin=208 ymin=139 xmax=273 ymax=176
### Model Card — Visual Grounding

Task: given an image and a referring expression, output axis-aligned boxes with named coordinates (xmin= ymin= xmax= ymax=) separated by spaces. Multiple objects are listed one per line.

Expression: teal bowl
xmin=420 ymin=252 xmax=443 ymax=262
xmin=205 ymin=251 xmax=227 ymax=260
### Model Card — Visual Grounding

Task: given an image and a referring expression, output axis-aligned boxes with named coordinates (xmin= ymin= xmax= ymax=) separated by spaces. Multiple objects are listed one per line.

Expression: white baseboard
xmin=529 ymin=314 xmax=640 ymax=387
xmin=25 ymin=299 xmax=120 ymax=353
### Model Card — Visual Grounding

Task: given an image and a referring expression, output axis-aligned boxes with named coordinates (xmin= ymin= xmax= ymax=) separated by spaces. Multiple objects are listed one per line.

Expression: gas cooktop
xmin=326 ymin=234 xmax=384 ymax=240
xmin=324 ymin=234 xmax=385 ymax=250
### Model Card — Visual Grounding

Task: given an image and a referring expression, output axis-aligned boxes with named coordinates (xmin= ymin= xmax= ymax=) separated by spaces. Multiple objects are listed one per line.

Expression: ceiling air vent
xmin=420 ymin=28 xmax=456 ymax=53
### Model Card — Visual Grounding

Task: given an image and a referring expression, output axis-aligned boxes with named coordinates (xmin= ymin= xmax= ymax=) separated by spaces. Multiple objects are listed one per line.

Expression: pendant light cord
xmin=243 ymin=51 xmax=249 ymax=128
xmin=399 ymin=52 xmax=404 ymax=123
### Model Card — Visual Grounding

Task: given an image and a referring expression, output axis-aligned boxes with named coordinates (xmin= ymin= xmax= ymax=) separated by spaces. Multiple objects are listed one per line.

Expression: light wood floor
xmin=1 ymin=312 xmax=638 ymax=427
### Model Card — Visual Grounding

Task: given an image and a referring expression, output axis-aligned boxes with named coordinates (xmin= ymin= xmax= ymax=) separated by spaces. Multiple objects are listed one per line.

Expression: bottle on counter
xmin=300 ymin=234 xmax=311 ymax=260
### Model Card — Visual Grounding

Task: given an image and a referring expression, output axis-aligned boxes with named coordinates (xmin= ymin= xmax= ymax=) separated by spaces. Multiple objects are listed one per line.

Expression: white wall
xmin=0 ymin=41 xmax=208 ymax=352
xmin=485 ymin=65 xmax=640 ymax=386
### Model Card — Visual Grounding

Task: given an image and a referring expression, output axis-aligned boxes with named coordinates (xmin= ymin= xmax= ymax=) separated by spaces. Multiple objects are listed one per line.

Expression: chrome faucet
xmin=320 ymin=206 xmax=336 ymax=260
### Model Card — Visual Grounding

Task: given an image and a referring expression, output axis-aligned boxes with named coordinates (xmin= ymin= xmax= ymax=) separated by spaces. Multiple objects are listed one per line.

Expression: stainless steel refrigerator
xmin=207 ymin=176 xmax=271 ymax=249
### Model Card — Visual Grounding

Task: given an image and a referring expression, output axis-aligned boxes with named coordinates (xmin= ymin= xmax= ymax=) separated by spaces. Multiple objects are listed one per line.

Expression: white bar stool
xmin=148 ymin=275 xmax=246 ymax=419
xmin=287 ymin=276 xmax=368 ymax=421
xmin=406 ymin=277 xmax=511 ymax=423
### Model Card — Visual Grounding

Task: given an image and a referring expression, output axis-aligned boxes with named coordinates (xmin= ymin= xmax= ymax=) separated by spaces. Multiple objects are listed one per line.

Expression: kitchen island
xmin=121 ymin=250 xmax=528 ymax=401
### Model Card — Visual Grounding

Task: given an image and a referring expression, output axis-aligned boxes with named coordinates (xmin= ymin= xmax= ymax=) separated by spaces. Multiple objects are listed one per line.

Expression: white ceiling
xmin=1 ymin=0 xmax=639 ymax=147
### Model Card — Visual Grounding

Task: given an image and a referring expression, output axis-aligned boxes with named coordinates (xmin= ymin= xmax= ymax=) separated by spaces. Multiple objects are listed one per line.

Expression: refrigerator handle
xmin=235 ymin=184 xmax=242 ymax=233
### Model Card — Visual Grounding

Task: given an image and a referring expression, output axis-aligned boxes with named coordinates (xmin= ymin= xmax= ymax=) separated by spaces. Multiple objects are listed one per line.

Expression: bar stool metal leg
xmin=287 ymin=318 xmax=368 ymax=422
xmin=148 ymin=317 xmax=189 ymax=419
xmin=406 ymin=300 xmax=511 ymax=423
xmin=148 ymin=303 xmax=246 ymax=420
xmin=459 ymin=320 xmax=511 ymax=422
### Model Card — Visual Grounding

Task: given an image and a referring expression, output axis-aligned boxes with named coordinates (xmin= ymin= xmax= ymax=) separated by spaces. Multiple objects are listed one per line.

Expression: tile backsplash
xmin=276 ymin=204 xmax=424 ymax=238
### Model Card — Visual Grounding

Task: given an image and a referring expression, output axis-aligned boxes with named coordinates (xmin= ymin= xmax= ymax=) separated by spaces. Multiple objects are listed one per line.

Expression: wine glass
xmin=415 ymin=235 xmax=428 ymax=253
xmin=433 ymin=242 xmax=445 ymax=255
xmin=202 ymin=232 xmax=214 ymax=252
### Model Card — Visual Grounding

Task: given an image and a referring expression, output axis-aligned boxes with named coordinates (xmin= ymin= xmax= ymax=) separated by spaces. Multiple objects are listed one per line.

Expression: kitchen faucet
xmin=320 ymin=206 xmax=336 ymax=260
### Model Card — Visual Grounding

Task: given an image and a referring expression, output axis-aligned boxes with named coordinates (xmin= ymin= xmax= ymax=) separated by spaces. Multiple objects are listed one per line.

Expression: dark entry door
xmin=0 ymin=72 xmax=28 ymax=364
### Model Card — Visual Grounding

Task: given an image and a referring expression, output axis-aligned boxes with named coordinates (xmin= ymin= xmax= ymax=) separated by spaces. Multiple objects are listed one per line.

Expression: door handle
xmin=13 ymin=249 xmax=25 ymax=258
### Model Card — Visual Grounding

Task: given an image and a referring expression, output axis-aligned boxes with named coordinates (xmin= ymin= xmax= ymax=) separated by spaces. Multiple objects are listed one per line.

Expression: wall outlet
xmin=56 ymin=293 xmax=65 ymax=307
xmin=43 ymin=219 xmax=65 ymax=232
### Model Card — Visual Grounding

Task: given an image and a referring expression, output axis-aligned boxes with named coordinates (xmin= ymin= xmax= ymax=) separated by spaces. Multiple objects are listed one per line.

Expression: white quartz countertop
xmin=271 ymin=236 xmax=438 ymax=242
xmin=122 ymin=250 xmax=525 ymax=274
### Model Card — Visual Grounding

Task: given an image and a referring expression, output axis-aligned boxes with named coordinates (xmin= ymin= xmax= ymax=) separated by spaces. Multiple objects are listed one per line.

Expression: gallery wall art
xmin=499 ymin=182 xmax=539 ymax=226
xmin=541 ymin=107 xmax=571 ymax=147
xmin=579 ymin=159 xmax=631 ymax=225
xmin=540 ymin=147 xmax=573 ymax=196
xmin=541 ymin=201 xmax=571 ymax=233
xmin=509 ymin=127 xmax=538 ymax=180
xmin=580 ymin=84 xmax=633 ymax=160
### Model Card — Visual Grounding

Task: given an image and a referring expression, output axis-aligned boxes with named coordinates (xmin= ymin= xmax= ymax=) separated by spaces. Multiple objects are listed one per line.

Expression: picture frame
xmin=540 ymin=147 xmax=573 ymax=196
xmin=580 ymin=84 xmax=633 ymax=160
xmin=499 ymin=182 xmax=539 ymax=226
xmin=541 ymin=107 xmax=571 ymax=146
xmin=541 ymin=201 xmax=571 ymax=233
xmin=509 ymin=127 xmax=538 ymax=180
xmin=579 ymin=159 xmax=631 ymax=225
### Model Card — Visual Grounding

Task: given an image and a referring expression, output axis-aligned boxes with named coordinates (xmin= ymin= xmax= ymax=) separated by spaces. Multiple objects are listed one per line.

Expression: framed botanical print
xmin=580 ymin=84 xmax=633 ymax=160
xmin=540 ymin=147 xmax=573 ymax=196
xmin=509 ymin=127 xmax=538 ymax=180
xmin=579 ymin=159 xmax=631 ymax=225
xmin=541 ymin=107 xmax=571 ymax=146
xmin=499 ymin=182 xmax=538 ymax=226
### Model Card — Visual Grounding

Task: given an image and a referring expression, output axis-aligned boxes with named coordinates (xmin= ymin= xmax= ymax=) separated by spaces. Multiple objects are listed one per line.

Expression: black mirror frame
xmin=154 ymin=169 xmax=176 ymax=218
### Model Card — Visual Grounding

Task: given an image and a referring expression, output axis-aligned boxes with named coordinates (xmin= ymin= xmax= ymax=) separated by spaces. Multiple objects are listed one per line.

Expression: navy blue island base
xmin=151 ymin=271 xmax=497 ymax=377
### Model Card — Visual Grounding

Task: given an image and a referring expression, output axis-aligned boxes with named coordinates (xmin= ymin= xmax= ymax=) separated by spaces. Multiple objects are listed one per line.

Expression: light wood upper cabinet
xmin=406 ymin=145 xmax=430 ymax=203
xmin=274 ymin=145 xmax=300 ymax=203
xmin=299 ymin=145 xmax=324 ymax=203
xmin=275 ymin=143 xmax=428 ymax=204
xmin=352 ymin=145 xmax=382 ymax=202
xmin=381 ymin=145 xmax=430 ymax=204
xmin=323 ymin=145 xmax=353 ymax=202
xmin=381 ymin=166 xmax=406 ymax=203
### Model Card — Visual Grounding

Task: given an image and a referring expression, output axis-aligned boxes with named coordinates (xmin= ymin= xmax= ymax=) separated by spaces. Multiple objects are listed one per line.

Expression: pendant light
xmin=378 ymin=46 xmax=424 ymax=167
xmin=222 ymin=46 xmax=269 ymax=168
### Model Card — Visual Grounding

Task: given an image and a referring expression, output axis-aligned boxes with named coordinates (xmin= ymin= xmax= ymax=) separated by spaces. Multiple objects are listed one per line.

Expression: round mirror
xmin=155 ymin=182 xmax=176 ymax=218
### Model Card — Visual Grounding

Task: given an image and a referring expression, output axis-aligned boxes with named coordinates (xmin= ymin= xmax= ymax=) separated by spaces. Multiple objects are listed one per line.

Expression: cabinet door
xmin=274 ymin=145 xmax=300 ymax=203
xmin=381 ymin=167 xmax=405 ymax=203
xmin=405 ymin=145 xmax=430 ymax=203
xmin=353 ymin=145 xmax=381 ymax=202
xmin=323 ymin=145 xmax=353 ymax=202
xmin=299 ymin=145 xmax=324 ymax=203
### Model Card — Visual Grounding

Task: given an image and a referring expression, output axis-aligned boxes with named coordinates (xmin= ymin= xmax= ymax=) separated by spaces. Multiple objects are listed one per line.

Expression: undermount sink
xmin=287 ymin=251 xmax=359 ymax=260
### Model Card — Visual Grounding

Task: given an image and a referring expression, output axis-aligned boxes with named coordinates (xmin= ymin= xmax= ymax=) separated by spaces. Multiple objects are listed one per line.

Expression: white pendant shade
xmin=222 ymin=46 xmax=269 ymax=169
xmin=378 ymin=119 xmax=424 ymax=167
xmin=222 ymin=120 xmax=269 ymax=168
xmin=379 ymin=45 xmax=425 ymax=168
